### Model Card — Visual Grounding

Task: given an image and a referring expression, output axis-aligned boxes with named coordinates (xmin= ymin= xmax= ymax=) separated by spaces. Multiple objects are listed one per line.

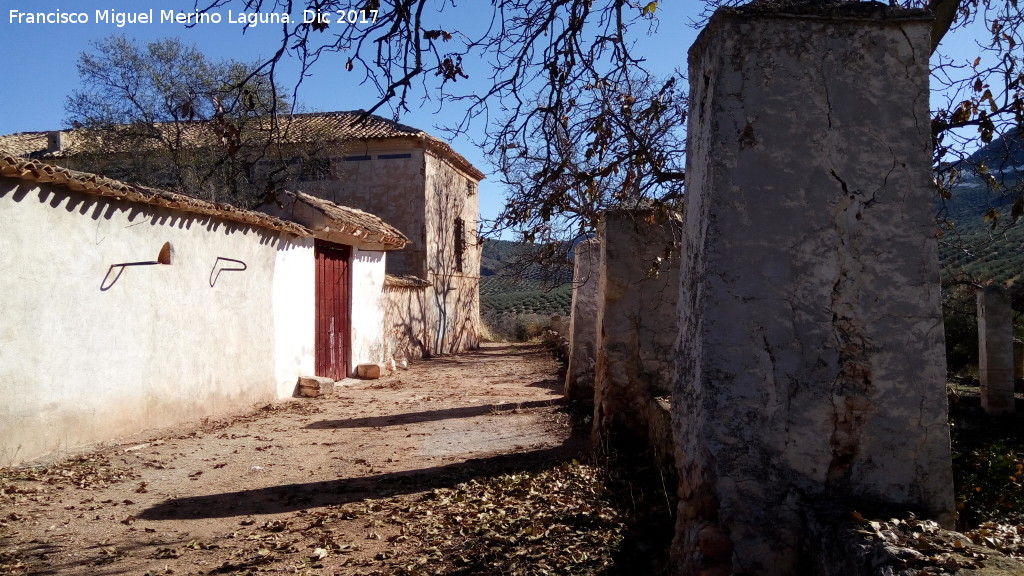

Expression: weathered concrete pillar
xmin=1014 ymin=340 xmax=1023 ymax=383
xmin=594 ymin=209 xmax=681 ymax=447
xmin=978 ymin=286 xmax=1015 ymax=414
xmin=565 ymin=237 xmax=601 ymax=401
xmin=674 ymin=5 xmax=953 ymax=574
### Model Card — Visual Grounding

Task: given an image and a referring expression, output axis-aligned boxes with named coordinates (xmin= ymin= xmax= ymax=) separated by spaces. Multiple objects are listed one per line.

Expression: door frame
xmin=314 ymin=240 xmax=352 ymax=380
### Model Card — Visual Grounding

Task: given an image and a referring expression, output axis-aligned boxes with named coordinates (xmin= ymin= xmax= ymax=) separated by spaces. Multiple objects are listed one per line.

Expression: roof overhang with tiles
xmin=259 ymin=190 xmax=409 ymax=251
xmin=0 ymin=154 xmax=311 ymax=237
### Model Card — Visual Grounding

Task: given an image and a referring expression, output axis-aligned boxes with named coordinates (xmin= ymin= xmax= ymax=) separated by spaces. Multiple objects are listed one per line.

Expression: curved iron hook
xmin=210 ymin=257 xmax=247 ymax=287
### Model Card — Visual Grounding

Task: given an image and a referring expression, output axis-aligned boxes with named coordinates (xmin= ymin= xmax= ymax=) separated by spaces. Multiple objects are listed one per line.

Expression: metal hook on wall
xmin=210 ymin=257 xmax=247 ymax=287
xmin=100 ymin=242 xmax=174 ymax=291
xmin=100 ymin=261 xmax=160 ymax=291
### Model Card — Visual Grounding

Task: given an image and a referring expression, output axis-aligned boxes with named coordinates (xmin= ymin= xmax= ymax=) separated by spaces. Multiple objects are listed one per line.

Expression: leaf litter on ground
xmin=331 ymin=460 xmax=625 ymax=576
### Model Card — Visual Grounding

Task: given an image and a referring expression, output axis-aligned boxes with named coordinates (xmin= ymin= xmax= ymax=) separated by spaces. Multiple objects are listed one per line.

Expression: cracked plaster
xmin=672 ymin=9 xmax=954 ymax=575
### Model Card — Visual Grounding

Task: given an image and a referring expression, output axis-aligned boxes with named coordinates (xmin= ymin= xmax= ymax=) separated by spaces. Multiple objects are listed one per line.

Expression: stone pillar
xmin=978 ymin=286 xmax=1015 ymax=414
xmin=565 ymin=237 xmax=601 ymax=401
xmin=673 ymin=5 xmax=953 ymax=574
xmin=1014 ymin=341 xmax=1023 ymax=384
xmin=593 ymin=209 xmax=681 ymax=447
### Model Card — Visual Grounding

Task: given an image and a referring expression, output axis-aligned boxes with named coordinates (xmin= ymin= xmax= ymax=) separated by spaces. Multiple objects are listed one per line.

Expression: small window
xmin=378 ymin=153 xmax=412 ymax=160
xmin=454 ymin=217 xmax=465 ymax=273
xmin=344 ymin=155 xmax=371 ymax=162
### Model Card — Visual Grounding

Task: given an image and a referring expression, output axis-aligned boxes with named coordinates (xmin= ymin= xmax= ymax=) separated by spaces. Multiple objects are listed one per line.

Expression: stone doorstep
xmin=355 ymin=363 xmax=384 ymax=379
xmin=295 ymin=375 xmax=336 ymax=398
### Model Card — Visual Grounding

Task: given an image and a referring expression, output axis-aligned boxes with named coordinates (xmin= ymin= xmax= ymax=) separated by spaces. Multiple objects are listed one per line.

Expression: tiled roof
xmin=0 ymin=111 xmax=485 ymax=181
xmin=278 ymin=190 xmax=409 ymax=249
xmin=0 ymin=132 xmax=53 ymax=158
xmin=288 ymin=111 xmax=424 ymax=141
xmin=281 ymin=112 xmax=484 ymax=180
xmin=0 ymin=154 xmax=310 ymax=237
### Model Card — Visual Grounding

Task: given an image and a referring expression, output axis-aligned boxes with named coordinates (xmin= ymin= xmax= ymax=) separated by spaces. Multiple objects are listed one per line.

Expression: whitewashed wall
xmin=382 ymin=284 xmax=429 ymax=361
xmin=350 ymin=248 xmax=388 ymax=367
xmin=272 ymin=236 xmax=316 ymax=397
xmin=0 ymin=180 xmax=315 ymax=465
xmin=593 ymin=210 xmax=681 ymax=445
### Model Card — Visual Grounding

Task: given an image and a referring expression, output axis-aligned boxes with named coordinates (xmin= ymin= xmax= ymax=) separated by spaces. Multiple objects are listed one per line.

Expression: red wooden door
xmin=315 ymin=241 xmax=352 ymax=380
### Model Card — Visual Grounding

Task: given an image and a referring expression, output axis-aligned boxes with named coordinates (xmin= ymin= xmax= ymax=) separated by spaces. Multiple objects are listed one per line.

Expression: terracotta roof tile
xmin=0 ymin=154 xmax=311 ymax=237
xmin=283 ymin=111 xmax=484 ymax=180
xmin=0 ymin=111 xmax=485 ymax=181
xmin=287 ymin=111 xmax=424 ymax=141
xmin=0 ymin=132 xmax=53 ymax=158
xmin=275 ymin=190 xmax=409 ymax=249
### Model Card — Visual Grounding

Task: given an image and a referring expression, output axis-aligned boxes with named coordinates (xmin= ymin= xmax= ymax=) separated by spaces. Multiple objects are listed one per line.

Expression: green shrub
xmin=481 ymin=310 xmax=552 ymax=342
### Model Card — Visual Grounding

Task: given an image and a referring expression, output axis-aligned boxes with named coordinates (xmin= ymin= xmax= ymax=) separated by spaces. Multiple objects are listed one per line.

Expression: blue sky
xmin=0 ymin=0 xmax=698 ymax=227
xmin=0 ymin=1 xmax=993 ymax=226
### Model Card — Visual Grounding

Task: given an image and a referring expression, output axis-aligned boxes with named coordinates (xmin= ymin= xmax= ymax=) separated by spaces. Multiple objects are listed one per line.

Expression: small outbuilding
xmin=0 ymin=110 xmax=486 ymax=359
xmin=259 ymin=189 xmax=409 ymax=379
xmin=0 ymin=154 xmax=406 ymax=465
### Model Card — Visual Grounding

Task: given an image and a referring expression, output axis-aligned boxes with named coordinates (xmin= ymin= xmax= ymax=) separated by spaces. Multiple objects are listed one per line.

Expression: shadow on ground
xmin=305 ymin=398 xmax=562 ymax=429
xmin=137 ymin=442 xmax=583 ymax=521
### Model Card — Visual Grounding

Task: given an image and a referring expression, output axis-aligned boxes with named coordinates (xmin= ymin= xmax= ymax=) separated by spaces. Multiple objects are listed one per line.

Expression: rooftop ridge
xmin=0 ymin=110 xmax=484 ymax=181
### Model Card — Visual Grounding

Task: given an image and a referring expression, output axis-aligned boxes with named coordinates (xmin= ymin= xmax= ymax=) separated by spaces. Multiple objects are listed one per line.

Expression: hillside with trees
xmin=479 ymin=239 xmax=575 ymax=339
xmin=939 ymin=126 xmax=1024 ymax=373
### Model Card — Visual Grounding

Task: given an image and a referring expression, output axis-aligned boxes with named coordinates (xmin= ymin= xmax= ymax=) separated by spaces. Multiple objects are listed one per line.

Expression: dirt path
xmin=1 ymin=343 xmax=597 ymax=575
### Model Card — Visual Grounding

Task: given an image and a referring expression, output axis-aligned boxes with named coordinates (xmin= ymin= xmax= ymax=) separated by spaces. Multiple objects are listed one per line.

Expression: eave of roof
xmin=0 ymin=153 xmax=310 ymax=237
xmin=303 ymin=111 xmax=485 ymax=180
xmin=278 ymin=190 xmax=409 ymax=250
xmin=421 ymin=137 xmax=486 ymax=182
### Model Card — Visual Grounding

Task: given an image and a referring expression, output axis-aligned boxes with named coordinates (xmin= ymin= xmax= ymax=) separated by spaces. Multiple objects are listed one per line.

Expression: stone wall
xmin=382 ymin=282 xmax=430 ymax=361
xmin=565 ymin=237 xmax=600 ymax=401
xmin=673 ymin=7 xmax=953 ymax=574
xmin=594 ymin=209 xmax=682 ymax=447
xmin=424 ymin=152 xmax=481 ymax=354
